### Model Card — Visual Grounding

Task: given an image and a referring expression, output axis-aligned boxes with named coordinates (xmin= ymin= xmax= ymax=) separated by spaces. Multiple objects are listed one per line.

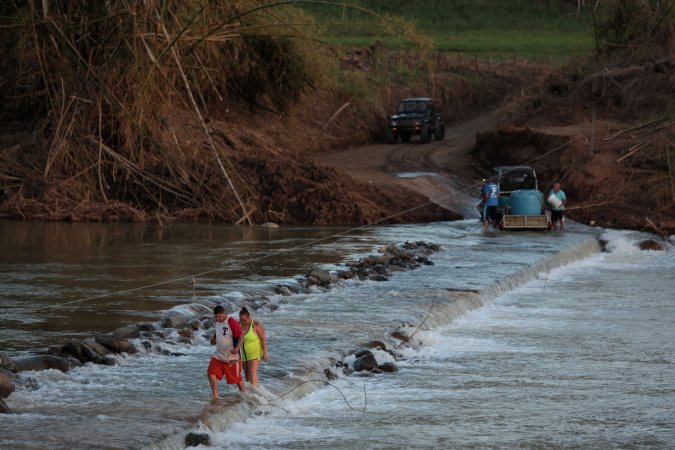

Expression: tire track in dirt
xmin=315 ymin=111 xmax=497 ymax=218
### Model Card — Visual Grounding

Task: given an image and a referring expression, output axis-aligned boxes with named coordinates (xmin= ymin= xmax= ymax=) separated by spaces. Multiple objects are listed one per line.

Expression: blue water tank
xmin=510 ymin=190 xmax=543 ymax=215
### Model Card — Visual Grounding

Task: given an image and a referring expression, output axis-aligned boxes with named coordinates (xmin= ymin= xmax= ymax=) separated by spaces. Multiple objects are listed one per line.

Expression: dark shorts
xmin=485 ymin=206 xmax=499 ymax=221
xmin=551 ymin=210 xmax=565 ymax=222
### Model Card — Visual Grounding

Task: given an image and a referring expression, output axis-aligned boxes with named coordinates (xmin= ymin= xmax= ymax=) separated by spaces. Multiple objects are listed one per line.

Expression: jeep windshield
xmin=397 ymin=101 xmax=428 ymax=113
xmin=499 ymin=169 xmax=537 ymax=191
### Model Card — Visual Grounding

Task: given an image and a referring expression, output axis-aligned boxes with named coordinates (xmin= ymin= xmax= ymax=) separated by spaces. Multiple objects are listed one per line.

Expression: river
xmin=0 ymin=220 xmax=673 ymax=449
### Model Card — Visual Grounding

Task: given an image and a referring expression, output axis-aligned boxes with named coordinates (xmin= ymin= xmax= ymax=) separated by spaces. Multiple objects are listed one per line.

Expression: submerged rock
xmin=354 ymin=349 xmax=373 ymax=359
xmin=377 ymin=363 xmax=399 ymax=373
xmin=82 ymin=338 xmax=112 ymax=357
xmin=639 ymin=239 xmax=665 ymax=251
xmin=11 ymin=355 xmax=70 ymax=373
xmin=185 ymin=432 xmax=211 ymax=447
xmin=0 ymin=369 xmax=15 ymax=398
xmin=324 ymin=368 xmax=338 ymax=380
xmin=363 ymin=341 xmax=387 ymax=352
xmin=0 ymin=399 xmax=10 ymax=414
xmin=0 ymin=352 xmax=16 ymax=372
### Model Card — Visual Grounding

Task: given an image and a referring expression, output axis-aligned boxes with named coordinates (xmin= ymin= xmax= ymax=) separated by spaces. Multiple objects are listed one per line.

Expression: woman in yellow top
xmin=238 ymin=307 xmax=268 ymax=386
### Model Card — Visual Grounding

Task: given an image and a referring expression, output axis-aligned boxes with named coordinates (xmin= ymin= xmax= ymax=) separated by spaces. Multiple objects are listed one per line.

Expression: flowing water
xmin=1 ymin=219 xmax=673 ymax=450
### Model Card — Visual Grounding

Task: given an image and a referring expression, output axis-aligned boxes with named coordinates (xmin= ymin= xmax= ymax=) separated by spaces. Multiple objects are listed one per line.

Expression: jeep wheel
xmin=386 ymin=128 xmax=397 ymax=144
xmin=434 ymin=124 xmax=445 ymax=141
xmin=401 ymin=132 xmax=412 ymax=143
xmin=420 ymin=124 xmax=431 ymax=144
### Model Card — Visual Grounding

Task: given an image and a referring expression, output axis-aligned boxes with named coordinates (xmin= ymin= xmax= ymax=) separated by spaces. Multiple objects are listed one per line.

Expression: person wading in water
xmin=238 ymin=307 xmax=268 ymax=387
xmin=207 ymin=305 xmax=244 ymax=398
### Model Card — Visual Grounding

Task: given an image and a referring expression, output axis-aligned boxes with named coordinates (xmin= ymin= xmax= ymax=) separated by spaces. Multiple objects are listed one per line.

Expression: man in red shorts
xmin=208 ymin=305 xmax=244 ymax=398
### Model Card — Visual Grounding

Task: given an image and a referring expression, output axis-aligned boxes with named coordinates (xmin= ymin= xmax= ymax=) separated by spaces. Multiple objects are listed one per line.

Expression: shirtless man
xmin=207 ymin=305 xmax=244 ymax=398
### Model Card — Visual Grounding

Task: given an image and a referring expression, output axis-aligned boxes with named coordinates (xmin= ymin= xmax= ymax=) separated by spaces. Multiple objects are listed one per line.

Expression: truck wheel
xmin=401 ymin=132 xmax=412 ymax=143
xmin=434 ymin=124 xmax=445 ymax=141
xmin=420 ymin=124 xmax=431 ymax=144
xmin=386 ymin=128 xmax=397 ymax=144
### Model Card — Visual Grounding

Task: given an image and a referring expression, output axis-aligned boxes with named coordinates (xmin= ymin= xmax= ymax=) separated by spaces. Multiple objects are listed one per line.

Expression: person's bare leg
xmin=208 ymin=374 xmax=220 ymax=399
xmin=237 ymin=380 xmax=245 ymax=392
xmin=248 ymin=360 xmax=261 ymax=386
xmin=242 ymin=361 xmax=250 ymax=383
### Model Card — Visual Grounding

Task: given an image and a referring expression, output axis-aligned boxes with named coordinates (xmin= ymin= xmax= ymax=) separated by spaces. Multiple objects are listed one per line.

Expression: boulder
xmin=188 ymin=319 xmax=202 ymax=331
xmin=0 ymin=352 xmax=16 ymax=372
xmin=306 ymin=268 xmax=331 ymax=287
xmin=371 ymin=265 xmax=388 ymax=275
xmin=161 ymin=314 xmax=188 ymax=329
xmin=11 ymin=355 xmax=70 ymax=373
xmin=95 ymin=335 xmax=137 ymax=354
xmin=185 ymin=432 xmax=211 ymax=447
xmin=336 ymin=270 xmax=353 ymax=280
xmin=377 ymin=363 xmax=399 ymax=373
xmin=0 ymin=369 xmax=15 ymax=398
xmin=112 ymin=325 xmax=141 ymax=339
xmin=82 ymin=338 xmax=112 ymax=357
xmin=639 ymin=239 xmax=665 ymax=251
xmin=598 ymin=239 xmax=609 ymax=252
xmin=141 ymin=341 xmax=152 ymax=351
xmin=0 ymin=399 xmax=9 ymax=414
xmin=61 ymin=340 xmax=100 ymax=363
xmin=353 ymin=354 xmax=377 ymax=372
xmin=354 ymin=349 xmax=374 ymax=359
xmin=342 ymin=367 xmax=354 ymax=376
xmin=370 ymin=368 xmax=383 ymax=375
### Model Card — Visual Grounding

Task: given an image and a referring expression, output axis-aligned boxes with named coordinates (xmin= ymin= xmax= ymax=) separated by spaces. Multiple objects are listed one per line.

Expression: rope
xmin=33 ymin=136 xmax=582 ymax=312
xmin=394 ymin=295 xmax=437 ymax=350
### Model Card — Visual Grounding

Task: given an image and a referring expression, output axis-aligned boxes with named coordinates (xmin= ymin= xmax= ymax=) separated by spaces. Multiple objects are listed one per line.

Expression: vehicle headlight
xmin=391 ymin=121 xmax=398 ymax=127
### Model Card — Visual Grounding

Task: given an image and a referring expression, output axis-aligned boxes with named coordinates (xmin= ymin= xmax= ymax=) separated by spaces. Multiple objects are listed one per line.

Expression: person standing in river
xmin=239 ymin=307 xmax=268 ymax=387
xmin=482 ymin=178 xmax=500 ymax=230
xmin=548 ymin=182 xmax=567 ymax=231
xmin=207 ymin=305 xmax=244 ymax=398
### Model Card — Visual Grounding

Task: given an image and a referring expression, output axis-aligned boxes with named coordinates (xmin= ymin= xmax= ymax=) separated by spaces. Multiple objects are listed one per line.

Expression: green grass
xmin=300 ymin=0 xmax=596 ymax=61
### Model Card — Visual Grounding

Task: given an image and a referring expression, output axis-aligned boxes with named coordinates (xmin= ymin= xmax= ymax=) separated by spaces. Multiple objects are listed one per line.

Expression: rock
xmin=95 ymin=335 xmax=137 ymax=354
xmin=368 ymin=274 xmax=388 ymax=282
xmin=267 ymin=303 xmax=279 ymax=312
xmin=141 ymin=341 xmax=152 ymax=351
xmin=188 ymin=319 xmax=202 ymax=330
xmin=96 ymin=356 xmax=117 ymax=366
xmin=370 ymin=368 xmax=383 ymax=374
xmin=371 ymin=265 xmax=388 ymax=275
xmin=274 ymin=285 xmax=293 ymax=296
xmin=259 ymin=222 xmax=279 ymax=228
xmin=354 ymin=349 xmax=373 ymax=359
xmin=178 ymin=328 xmax=195 ymax=340
xmin=0 ymin=399 xmax=10 ymax=414
xmin=0 ymin=352 xmax=16 ymax=372
xmin=639 ymin=239 xmax=665 ymax=251
xmin=112 ymin=325 xmax=140 ymax=339
xmin=82 ymin=339 xmax=112 ymax=357
xmin=61 ymin=340 xmax=100 ymax=363
xmin=364 ymin=341 xmax=387 ymax=352
xmin=336 ymin=270 xmax=353 ymax=280
xmin=137 ymin=322 xmax=156 ymax=332
xmin=391 ymin=331 xmax=410 ymax=343
xmin=0 ymin=369 xmax=15 ymax=398
xmin=598 ymin=239 xmax=609 ymax=252
xmin=353 ymin=354 xmax=377 ymax=372
xmin=324 ymin=368 xmax=338 ymax=380
xmin=11 ymin=355 xmax=70 ymax=373
xmin=377 ymin=363 xmax=399 ymax=373
xmin=342 ymin=367 xmax=354 ymax=376
xmin=306 ymin=268 xmax=331 ymax=287
xmin=185 ymin=432 xmax=212 ymax=447
xmin=161 ymin=314 xmax=188 ymax=329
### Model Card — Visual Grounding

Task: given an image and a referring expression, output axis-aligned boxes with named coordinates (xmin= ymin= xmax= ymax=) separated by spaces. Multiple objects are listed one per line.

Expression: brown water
xmin=0 ymin=220 xmax=373 ymax=352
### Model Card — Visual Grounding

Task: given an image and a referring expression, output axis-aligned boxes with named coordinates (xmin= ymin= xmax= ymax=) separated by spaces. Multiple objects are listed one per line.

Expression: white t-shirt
xmin=213 ymin=316 xmax=241 ymax=362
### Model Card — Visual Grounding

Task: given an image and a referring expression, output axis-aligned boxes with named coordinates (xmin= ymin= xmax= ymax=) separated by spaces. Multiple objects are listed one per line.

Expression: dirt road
xmin=315 ymin=112 xmax=497 ymax=218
